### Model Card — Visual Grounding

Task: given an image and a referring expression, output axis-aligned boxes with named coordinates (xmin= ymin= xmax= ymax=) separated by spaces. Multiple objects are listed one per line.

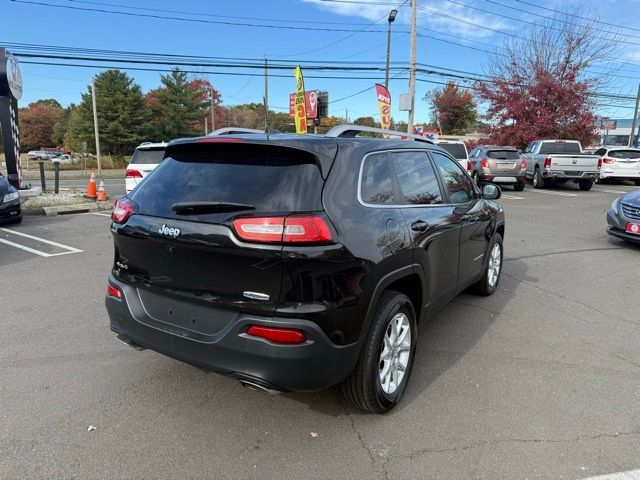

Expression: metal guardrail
xmin=325 ymin=125 xmax=435 ymax=144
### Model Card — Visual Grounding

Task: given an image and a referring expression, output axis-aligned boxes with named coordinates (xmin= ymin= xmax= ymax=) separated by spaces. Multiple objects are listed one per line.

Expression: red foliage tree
xmin=18 ymin=102 xmax=59 ymax=151
xmin=476 ymin=68 xmax=597 ymax=149
xmin=429 ymin=81 xmax=477 ymax=135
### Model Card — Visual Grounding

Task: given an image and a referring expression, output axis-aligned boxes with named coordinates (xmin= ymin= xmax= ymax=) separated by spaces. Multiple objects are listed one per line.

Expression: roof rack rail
xmin=208 ymin=127 xmax=279 ymax=136
xmin=325 ymin=124 xmax=435 ymax=144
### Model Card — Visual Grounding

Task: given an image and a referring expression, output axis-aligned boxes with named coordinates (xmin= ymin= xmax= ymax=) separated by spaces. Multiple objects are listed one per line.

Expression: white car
xmin=51 ymin=154 xmax=72 ymax=164
xmin=434 ymin=140 xmax=472 ymax=173
xmin=125 ymin=142 xmax=167 ymax=194
xmin=594 ymin=147 xmax=640 ymax=185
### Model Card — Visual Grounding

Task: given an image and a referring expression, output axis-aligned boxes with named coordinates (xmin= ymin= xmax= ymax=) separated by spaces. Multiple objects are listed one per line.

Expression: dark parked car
xmin=0 ymin=173 xmax=22 ymax=224
xmin=105 ymin=126 xmax=505 ymax=413
xmin=607 ymin=189 xmax=640 ymax=244
xmin=469 ymin=145 xmax=526 ymax=191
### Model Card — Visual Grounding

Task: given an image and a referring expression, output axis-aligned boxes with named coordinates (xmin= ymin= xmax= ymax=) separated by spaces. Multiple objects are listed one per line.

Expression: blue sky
xmin=3 ymin=0 xmax=640 ymax=125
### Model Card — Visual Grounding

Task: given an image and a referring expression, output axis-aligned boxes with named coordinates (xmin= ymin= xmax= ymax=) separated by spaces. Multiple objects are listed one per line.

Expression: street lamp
xmin=385 ymin=9 xmax=398 ymax=91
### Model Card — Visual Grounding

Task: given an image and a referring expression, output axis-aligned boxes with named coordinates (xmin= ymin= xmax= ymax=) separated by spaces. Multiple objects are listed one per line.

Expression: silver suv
xmin=469 ymin=145 xmax=526 ymax=191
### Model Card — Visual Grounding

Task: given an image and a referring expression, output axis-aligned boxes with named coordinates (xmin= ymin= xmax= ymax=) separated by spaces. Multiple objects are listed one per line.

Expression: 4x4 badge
xmin=159 ymin=224 xmax=181 ymax=238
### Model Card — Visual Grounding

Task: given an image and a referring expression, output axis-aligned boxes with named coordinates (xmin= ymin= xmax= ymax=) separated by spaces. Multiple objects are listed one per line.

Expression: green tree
xmin=427 ymin=81 xmax=477 ymax=135
xmin=76 ymin=70 xmax=150 ymax=156
xmin=150 ymin=68 xmax=206 ymax=140
xmin=52 ymin=103 xmax=75 ymax=146
xmin=36 ymin=98 xmax=62 ymax=109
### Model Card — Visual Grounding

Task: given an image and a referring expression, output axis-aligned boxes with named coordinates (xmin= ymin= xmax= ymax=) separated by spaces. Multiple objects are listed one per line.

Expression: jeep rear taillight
xmin=544 ymin=157 xmax=552 ymax=169
xmin=125 ymin=169 xmax=142 ymax=178
xmin=246 ymin=325 xmax=307 ymax=344
xmin=232 ymin=215 xmax=333 ymax=244
xmin=112 ymin=198 xmax=136 ymax=224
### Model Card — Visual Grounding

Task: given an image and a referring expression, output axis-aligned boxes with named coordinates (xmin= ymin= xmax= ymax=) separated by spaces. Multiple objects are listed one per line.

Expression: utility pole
xmin=629 ymin=82 xmax=640 ymax=148
xmin=210 ymin=88 xmax=215 ymax=132
xmin=263 ymin=57 xmax=269 ymax=132
xmin=407 ymin=0 xmax=417 ymax=134
xmin=205 ymin=117 xmax=208 ymax=135
xmin=90 ymin=81 xmax=101 ymax=174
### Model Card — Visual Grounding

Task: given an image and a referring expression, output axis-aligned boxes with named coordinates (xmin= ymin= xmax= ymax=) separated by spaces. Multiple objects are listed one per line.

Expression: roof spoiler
xmin=325 ymin=124 xmax=434 ymax=144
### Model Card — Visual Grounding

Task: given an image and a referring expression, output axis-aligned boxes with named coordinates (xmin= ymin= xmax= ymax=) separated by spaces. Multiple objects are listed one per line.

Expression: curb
xmin=23 ymin=203 xmax=99 ymax=216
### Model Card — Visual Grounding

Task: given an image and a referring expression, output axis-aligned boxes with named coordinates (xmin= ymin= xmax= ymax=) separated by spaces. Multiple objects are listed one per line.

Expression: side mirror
xmin=482 ymin=183 xmax=502 ymax=200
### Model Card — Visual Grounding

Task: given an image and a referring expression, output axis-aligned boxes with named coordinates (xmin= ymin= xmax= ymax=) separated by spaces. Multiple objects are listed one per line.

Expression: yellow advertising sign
xmin=293 ymin=66 xmax=308 ymax=134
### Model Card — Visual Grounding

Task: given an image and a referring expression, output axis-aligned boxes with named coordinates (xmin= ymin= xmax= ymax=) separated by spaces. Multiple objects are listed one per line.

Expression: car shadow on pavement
xmin=280 ymin=258 xmax=527 ymax=416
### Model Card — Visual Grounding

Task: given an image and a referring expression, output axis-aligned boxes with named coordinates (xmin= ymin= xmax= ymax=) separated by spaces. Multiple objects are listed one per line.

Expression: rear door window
xmin=130 ymin=148 xmax=166 ymax=165
xmin=389 ymin=151 xmax=442 ymax=205
xmin=130 ymin=144 xmax=324 ymax=221
xmin=360 ymin=153 xmax=394 ymax=204
xmin=487 ymin=150 xmax=520 ymax=160
xmin=431 ymin=151 xmax=477 ymax=204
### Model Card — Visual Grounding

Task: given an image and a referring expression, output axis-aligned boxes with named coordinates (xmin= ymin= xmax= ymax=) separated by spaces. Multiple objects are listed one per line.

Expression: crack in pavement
xmin=393 ymin=428 xmax=640 ymax=461
xmin=502 ymin=272 xmax=640 ymax=328
xmin=504 ymin=246 xmax=623 ymax=262
xmin=338 ymin=396 xmax=389 ymax=480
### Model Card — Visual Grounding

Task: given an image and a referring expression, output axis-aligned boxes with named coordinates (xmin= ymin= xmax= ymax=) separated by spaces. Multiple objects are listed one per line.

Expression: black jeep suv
xmin=105 ymin=126 xmax=505 ymax=413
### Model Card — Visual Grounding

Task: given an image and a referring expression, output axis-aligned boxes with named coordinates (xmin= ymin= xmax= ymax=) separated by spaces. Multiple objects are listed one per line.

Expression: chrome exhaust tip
xmin=116 ymin=334 xmax=147 ymax=351
xmin=239 ymin=379 xmax=282 ymax=396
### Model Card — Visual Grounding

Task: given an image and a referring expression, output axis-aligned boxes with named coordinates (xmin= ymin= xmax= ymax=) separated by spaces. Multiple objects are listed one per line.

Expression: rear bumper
xmin=105 ymin=277 xmax=360 ymax=392
xmin=542 ymin=170 xmax=598 ymax=180
xmin=599 ymin=170 xmax=640 ymax=180
xmin=0 ymin=199 xmax=21 ymax=222
xmin=479 ymin=174 xmax=525 ymax=184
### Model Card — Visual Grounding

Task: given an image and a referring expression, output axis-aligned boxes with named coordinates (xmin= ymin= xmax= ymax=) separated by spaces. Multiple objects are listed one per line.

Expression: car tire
xmin=514 ymin=182 xmax=525 ymax=191
xmin=473 ymin=233 xmax=503 ymax=296
xmin=578 ymin=179 xmax=593 ymax=191
xmin=532 ymin=168 xmax=545 ymax=189
xmin=340 ymin=291 xmax=417 ymax=413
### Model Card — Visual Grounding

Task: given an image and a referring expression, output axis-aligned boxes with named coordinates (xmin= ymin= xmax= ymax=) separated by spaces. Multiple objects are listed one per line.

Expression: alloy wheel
xmin=487 ymin=242 xmax=502 ymax=288
xmin=379 ymin=312 xmax=412 ymax=395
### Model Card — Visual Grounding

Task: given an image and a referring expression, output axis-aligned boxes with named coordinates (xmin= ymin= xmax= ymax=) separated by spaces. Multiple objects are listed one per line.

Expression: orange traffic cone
xmin=96 ymin=179 xmax=107 ymax=201
xmin=85 ymin=170 xmax=97 ymax=198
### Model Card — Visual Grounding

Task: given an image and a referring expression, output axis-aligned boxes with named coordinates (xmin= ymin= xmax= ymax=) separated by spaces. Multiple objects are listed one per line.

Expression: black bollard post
xmin=54 ymin=162 xmax=60 ymax=194
xmin=38 ymin=161 xmax=46 ymax=192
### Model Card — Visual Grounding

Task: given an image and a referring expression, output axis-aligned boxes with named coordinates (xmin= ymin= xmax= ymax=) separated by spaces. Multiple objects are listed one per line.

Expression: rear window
xmin=609 ymin=150 xmax=640 ymax=159
xmin=437 ymin=143 xmax=467 ymax=160
xmin=130 ymin=148 xmax=166 ymax=165
xmin=130 ymin=144 xmax=324 ymax=220
xmin=487 ymin=150 xmax=519 ymax=160
xmin=538 ymin=142 xmax=581 ymax=155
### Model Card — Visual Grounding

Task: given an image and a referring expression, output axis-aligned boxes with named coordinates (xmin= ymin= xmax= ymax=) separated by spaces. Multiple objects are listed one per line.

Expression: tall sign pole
xmin=0 ymin=48 xmax=24 ymax=189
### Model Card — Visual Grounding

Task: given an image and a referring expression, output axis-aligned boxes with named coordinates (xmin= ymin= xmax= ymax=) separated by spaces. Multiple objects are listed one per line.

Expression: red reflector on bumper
xmin=107 ymin=282 xmax=122 ymax=299
xmin=246 ymin=326 xmax=307 ymax=344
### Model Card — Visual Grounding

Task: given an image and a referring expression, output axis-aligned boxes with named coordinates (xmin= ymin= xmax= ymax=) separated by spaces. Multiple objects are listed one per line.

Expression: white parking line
xmin=0 ymin=228 xmax=83 ymax=257
xmin=529 ymin=190 xmax=578 ymax=197
xmin=501 ymin=194 xmax=524 ymax=200
xmin=580 ymin=468 xmax=640 ymax=479
xmin=593 ymin=188 xmax=633 ymax=194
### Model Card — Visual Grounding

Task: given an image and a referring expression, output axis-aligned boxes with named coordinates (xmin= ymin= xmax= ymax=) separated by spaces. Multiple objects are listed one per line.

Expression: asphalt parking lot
xmin=1 ymin=181 xmax=639 ymax=480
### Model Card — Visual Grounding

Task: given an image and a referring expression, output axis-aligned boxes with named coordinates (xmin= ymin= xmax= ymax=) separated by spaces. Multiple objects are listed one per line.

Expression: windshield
xmin=538 ymin=142 xmax=581 ymax=155
xmin=437 ymin=143 xmax=467 ymax=160
xmin=130 ymin=144 xmax=324 ymax=222
xmin=609 ymin=150 xmax=640 ymax=159
xmin=487 ymin=150 xmax=519 ymax=160
xmin=130 ymin=148 xmax=166 ymax=165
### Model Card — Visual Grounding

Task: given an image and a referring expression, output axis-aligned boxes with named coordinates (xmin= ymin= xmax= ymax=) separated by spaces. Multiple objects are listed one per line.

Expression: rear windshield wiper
xmin=171 ymin=201 xmax=256 ymax=214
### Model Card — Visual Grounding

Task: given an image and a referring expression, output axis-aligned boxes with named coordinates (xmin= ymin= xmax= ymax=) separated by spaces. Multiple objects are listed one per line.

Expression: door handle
xmin=411 ymin=220 xmax=429 ymax=232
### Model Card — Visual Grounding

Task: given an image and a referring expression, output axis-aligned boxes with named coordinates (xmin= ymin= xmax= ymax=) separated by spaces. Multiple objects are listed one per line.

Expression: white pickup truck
xmin=521 ymin=140 xmax=600 ymax=190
